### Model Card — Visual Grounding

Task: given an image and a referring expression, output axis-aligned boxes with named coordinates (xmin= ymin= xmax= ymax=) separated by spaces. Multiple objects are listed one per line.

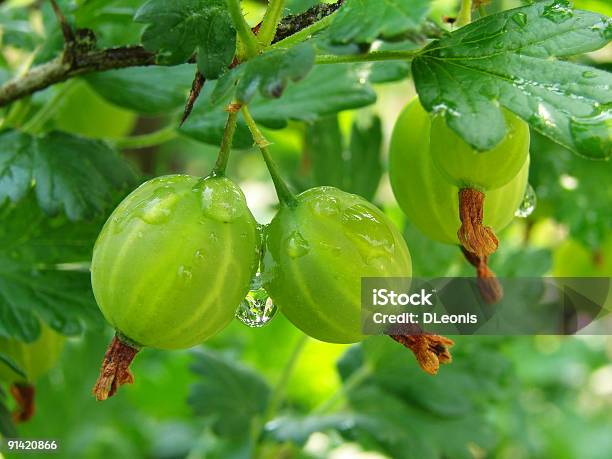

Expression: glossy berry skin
xmin=262 ymin=187 xmax=412 ymax=344
xmin=0 ymin=324 xmax=65 ymax=383
xmin=91 ymin=174 xmax=260 ymax=350
xmin=430 ymin=107 xmax=530 ymax=191
xmin=389 ymin=98 xmax=529 ymax=245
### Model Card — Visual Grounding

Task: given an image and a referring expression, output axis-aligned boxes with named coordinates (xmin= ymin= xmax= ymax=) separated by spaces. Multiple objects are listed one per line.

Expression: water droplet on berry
xmin=235 ymin=273 xmax=277 ymax=328
xmin=286 ymin=231 xmax=309 ymax=258
xmin=200 ymin=177 xmax=245 ymax=223
xmin=515 ymin=184 xmax=537 ymax=218
xmin=177 ymin=265 xmax=193 ymax=283
xmin=308 ymin=193 xmax=341 ymax=217
xmin=341 ymin=204 xmax=395 ymax=255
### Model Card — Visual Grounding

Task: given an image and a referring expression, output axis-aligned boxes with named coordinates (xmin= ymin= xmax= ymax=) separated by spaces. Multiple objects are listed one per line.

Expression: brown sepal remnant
xmin=93 ymin=335 xmax=140 ymax=401
xmin=461 ymin=247 xmax=504 ymax=304
xmin=10 ymin=383 xmax=35 ymax=423
xmin=457 ymin=188 xmax=499 ymax=258
xmin=390 ymin=334 xmax=454 ymax=375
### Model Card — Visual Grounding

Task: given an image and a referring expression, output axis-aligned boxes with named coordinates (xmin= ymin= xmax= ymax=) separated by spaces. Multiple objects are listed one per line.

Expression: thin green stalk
xmin=264 ymin=334 xmax=309 ymax=421
xmin=21 ymin=80 xmax=77 ymax=133
xmin=258 ymin=0 xmax=286 ymax=47
xmin=315 ymin=49 xmax=421 ymax=65
xmin=312 ymin=364 xmax=372 ymax=414
xmin=478 ymin=5 xmax=487 ymax=18
xmin=269 ymin=10 xmax=338 ymax=50
xmin=241 ymin=105 xmax=297 ymax=207
xmin=227 ymin=0 xmax=261 ymax=59
xmin=251 ymin=334 xmax=309 ymax=459
xmin=457 ymin=0 xmax=472 ymax=26
xmin=212 ymin=108 xmax=240 ymax=175
xmin=109 ymin=125 xmax=178 ymax=149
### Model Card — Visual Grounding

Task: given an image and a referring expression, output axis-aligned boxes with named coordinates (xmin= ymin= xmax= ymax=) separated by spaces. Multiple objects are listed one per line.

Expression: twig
xmin=50 ymin=0 xmax=75 ymax=45
xmin=0 ymin=1 xmax=346 ymax=108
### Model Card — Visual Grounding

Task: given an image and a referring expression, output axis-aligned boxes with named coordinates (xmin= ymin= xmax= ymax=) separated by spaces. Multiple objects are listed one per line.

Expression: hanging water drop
xmin=235 ymin=273 xmax=277 ymax=328
xmin=515 ymin=184 xmax=537 ymax=218
xmin=200 ymin=176 xmax=246 ymax=223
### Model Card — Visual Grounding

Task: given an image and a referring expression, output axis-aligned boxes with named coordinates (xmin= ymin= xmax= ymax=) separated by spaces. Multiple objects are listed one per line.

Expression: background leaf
xmin=134 ymin=0 xmax=235 ymax=78
xmin=0 ymin=130 xmax=136 ymax=220
xmin=329 ymin=0 xmax=431 ymax=43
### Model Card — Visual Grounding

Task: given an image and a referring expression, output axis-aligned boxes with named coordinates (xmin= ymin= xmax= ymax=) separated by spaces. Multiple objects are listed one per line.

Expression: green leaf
xmin=327 ymin=338 xmax=509 ymax=458
xmin=329 ymin=0 xmax=430 ymax=43
xmin=412 ymin=1 xmax=612 ymax=158
xmin=214 ymin=43 xmax=316 ymax=104
xmin=85 ymin=65 xmax=195 ymax=115
xmin=0 ymin=130 xmax=136 ymax=220
xmin=182 ymin=64 xmax=376 ymax=147
xmin=306 ymin=115 xmax=383 ymax=200
xmin=134 ymin=0 xmax=236 ymax=78
xmin=0 ymin=195 xmax=103 ymax=341
xmin=188 ymin=348 xmax=270 ymax=439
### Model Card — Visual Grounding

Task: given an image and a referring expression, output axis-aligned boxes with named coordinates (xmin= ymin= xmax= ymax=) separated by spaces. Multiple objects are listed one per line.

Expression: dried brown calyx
xmin=10 ymin=383 xmax=35 ymax=423
xmin=461 ymin=246 xmax=504 ymax=304
xmin=93 ymin=334 xmax=140 ymax=401
xmin=390 ymin=334 xmax=454 ymax=375
xmin=457 ymin=188 xmax=499 ymax=258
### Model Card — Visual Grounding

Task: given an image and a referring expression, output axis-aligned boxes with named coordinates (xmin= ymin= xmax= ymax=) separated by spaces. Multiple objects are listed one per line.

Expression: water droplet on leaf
xmin=511 ymin=12 xmax=528 ymax=28
xmin=177 ymin=265 xmax=193 ymax=283
xmin=582 ymin=70 xmax=596 ymax=79
xmin=569 ymin=107 xmax=612 ymax=158
xmin=515 ymin=184 xmax=537 ymax=218
xmin=542 ymin=0 xmax=573 ymax=23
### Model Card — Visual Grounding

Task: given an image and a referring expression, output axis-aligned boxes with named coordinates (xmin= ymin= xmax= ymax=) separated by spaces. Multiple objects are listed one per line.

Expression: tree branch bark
xmin=0 ymin=1 xmax=345 ymax=108
xmin=0 ymin=46 xmax=156 ymax=107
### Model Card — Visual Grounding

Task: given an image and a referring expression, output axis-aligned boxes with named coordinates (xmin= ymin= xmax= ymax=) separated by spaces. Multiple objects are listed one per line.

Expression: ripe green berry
xmin=262 ymin=186 xmax=412 ymax=344
xmin=91 ymin=174 xmax=260 ymax=399
xmin=389 ymin=98 xmax=529 ymax=246
xmin=0 ymin=324 xmax=64 ymax=384
xmin=430 ymin=108 xmax=530 ymax=191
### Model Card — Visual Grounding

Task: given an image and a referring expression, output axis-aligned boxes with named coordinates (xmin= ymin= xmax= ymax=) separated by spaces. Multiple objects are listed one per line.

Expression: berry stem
xmin=227 ymin=0 xmax=261 ymax=60
xmin=315 ymin=49 xmax=421 ymax=64
xmin=241 ymin=105 xmax=297 ymax=207
xmin=212 ymin=104 xmax=241 ymax=176
xmin=93 ymin=334 xmax=140 ymax=401
xmin=110 ymin=125 xmax=178 ymax=150
xmin=258 ymin=0 xmax=287 ymax=47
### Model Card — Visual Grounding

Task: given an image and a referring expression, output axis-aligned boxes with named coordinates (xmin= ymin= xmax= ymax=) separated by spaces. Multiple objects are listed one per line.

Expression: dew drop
xmin=341 ymin=204 xmax=395 ymax=256
xmin=582 ymin=70 xmax=597 ymax=79
xmin=308 ymin=194 xmax=340 ymax=217
xmin=511 ymin=12 xmax=528 ymax=28
xmin=286 ymin=231 xmax=310 ymax=258
xmin=569 ymin=107 xmax=612 ymax=158
xmin=194 ymin=248 xmax=205 ymax=261
xmin=542 ymin=0 xmax=573 ymax=24
xmin=177 ymin=265 xmax=193 ymax=283
xmin=235 ymin=273 xmax=277 ymax=328
xmin=139 ymin=188 xmax=179 ymax=225
xmin=200 ymin=177 xmax=245 ymax=223
xmin=515 ymin=184 xmax=537 ymax=218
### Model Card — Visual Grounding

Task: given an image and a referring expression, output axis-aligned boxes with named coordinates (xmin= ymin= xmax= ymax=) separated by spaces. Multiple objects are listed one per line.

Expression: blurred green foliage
xmin=0 ymin=0 xmax=610 ymax=458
